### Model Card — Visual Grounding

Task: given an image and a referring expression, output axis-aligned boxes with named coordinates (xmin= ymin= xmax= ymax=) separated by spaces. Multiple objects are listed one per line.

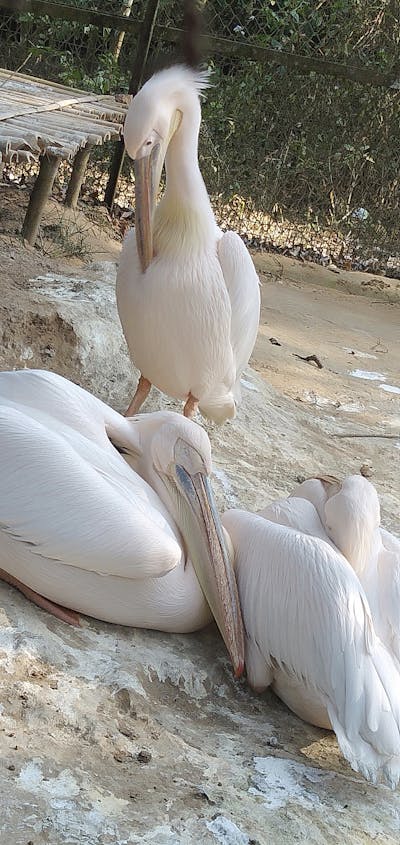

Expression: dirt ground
xmin=0 ymin=186 xmax=399 ymax=844
xmin=252 ymin=251 xmax=400 ymax=529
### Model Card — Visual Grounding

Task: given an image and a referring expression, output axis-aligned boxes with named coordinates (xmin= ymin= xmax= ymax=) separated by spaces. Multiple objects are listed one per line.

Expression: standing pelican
xmin=0 ymin=369 xmax=244 ymax=676
xmin=117 ymin=65 xmax=260 ymax=422
xmin=291 ymin=474 xmax=400 ymax=661
xmin=222 ymin=506 xmax=400 ymax=786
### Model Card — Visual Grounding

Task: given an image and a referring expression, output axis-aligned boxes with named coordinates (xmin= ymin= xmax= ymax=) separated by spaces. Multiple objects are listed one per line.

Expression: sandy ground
xmin=0 ymin=187 xmax=399 ymax=844
xmin=251 ymin=251 xmax=400 ymax=529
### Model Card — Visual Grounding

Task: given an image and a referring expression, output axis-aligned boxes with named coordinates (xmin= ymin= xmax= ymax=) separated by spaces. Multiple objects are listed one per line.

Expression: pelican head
xmin=289 ymin=475 xmax=341 ymax=523
xmin=128 ymin=411 xmax=244 ymax=676
xmin=323 ymin=475 xmax=381 ymax=573
xmin=123 ymin=66 xmax=210 ymax=272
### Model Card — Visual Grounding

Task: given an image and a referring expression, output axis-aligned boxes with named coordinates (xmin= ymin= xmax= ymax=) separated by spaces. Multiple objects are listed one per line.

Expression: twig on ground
xmin=332 ymin=433 xmax=399 ymax=439
xmin=293 ymin=353 xmax=323 ymax=369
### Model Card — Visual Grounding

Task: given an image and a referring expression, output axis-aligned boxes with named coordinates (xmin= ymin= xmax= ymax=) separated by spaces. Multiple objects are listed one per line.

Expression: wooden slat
xmin=0 ymin=68 xmax=127 ymax=162
xmin=0 ymin=95 xmax=113 ymax=122
xmin=0 ymin=67 xmax=95 ymax=97
xmin=0 ymin=69 xmax=129 ymax=108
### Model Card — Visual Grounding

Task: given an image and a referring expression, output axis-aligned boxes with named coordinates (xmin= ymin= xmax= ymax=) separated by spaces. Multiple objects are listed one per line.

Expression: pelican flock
xmin=0 ymin=63 xmax=399 ymax=796
xmin=117 ymin=66 xmax=260 ymax=421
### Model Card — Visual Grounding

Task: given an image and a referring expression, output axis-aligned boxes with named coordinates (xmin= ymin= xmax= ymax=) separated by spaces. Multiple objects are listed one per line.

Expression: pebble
xmin=117 ymin=720 xmax=138 ymax=740
xmin=193 ymin=786 xmax=215 ymax=804
xmin=137 ymin=749 xmax=152 ymax=764
xmin=360 ymin=464 xmax=373 ymax=478
xmin=113 ymin=750 xmax=132 ymax=764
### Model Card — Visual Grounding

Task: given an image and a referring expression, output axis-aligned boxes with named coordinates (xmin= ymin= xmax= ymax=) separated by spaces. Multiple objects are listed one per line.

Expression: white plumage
xmin=117 ymin=66 xmax=260 ymax=422
xmin=258 ymin=495 xmax=336 ymax=547
xmin=0 ymin=369 xmax=244 ymax=675
xmin=292 ymin=474 xmax=400 ymax=662
xmin=222 ymin=492 xmax=400 ymax=786
xmin=225 ymin=473 xmax=400 ymax=785
xmin=2 ymin=368 xmax=399 ymax=784
xmin=222 ymin=498 xmax=400 ymax=787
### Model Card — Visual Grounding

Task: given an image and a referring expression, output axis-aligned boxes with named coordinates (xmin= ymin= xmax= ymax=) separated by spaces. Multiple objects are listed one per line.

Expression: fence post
xmin=104 ymin=0 xmax=160 ymax=210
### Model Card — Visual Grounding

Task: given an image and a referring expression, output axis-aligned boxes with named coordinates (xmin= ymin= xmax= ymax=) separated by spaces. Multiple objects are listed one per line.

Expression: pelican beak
xmin=132 ymin=110 xmax=182 ymax=273
xmin=172 ymin=460 xmax=245 ymax=678
xmin=134 ymin=142 xmax=161 ymax=273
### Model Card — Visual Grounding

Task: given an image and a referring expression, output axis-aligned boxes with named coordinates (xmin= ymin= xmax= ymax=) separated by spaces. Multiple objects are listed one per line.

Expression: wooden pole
xmin=64 ymin=142 xmax=93 ymax=209
xmin=114 ymin=0 xmax=135 ymax=61
xmin=104 ymin=0 xmax=160 ymax=210
xmin=21 ymin=152 xmax=61 ymax=245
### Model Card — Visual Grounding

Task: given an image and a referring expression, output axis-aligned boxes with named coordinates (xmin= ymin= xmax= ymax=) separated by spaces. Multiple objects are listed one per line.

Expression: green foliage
xmin=198 ymin=56 xmax=399 ymax=252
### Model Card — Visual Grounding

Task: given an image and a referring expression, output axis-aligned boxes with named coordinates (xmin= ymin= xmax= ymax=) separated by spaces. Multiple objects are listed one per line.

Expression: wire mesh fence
xmin=0 ymin=0 xmax=399 ymax=273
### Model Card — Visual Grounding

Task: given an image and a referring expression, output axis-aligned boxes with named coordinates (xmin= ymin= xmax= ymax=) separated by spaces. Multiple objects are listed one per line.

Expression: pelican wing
xmin=0 ymin=369 xmax=139 ymax=454
xmin=218 ymin=231 xmax=260 ymax=388
xmin=258 ymin=496 xmax=336 ymax=548
xmin=223 ymin=509 xmax=400 ymax=785
xmin=0 ymin=406 xmax=182 ymax=583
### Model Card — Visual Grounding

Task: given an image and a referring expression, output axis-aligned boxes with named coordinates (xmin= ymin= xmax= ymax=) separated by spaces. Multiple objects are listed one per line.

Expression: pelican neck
xmin=163 ymin=115 xmax=213 ymax=212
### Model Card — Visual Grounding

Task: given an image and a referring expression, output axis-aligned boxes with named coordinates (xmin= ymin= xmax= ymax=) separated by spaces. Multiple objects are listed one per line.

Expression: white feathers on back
xmin=223 ymin=476 xmax=400 ymax=787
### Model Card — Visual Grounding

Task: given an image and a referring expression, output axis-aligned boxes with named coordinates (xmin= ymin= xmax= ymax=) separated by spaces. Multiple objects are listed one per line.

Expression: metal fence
xmin=0 ymin=0 xmax=399 ymax=273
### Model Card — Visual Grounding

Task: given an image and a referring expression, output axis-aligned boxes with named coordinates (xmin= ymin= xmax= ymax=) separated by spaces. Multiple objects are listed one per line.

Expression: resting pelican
xmin=0 ymin=369 xmax=244 ymax=676
xmin=117 ymin=65 xmax=260 ymax=421
xmin=291 ymin=474 xmax=400 ymax=661
xmin=222 ymin=506 xmax=400 ymax=786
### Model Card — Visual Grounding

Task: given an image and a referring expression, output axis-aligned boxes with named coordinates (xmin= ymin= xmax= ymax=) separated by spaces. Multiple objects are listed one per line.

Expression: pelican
xmin=116 ymin=65 xmax=260 ymax=421
xmin=291 ymin=474 xmax=400 ymax=661
xmin=0 ymin=369 xmax=244 ymax=676
xmin=221 ymin=506 xmax=400 ymax=786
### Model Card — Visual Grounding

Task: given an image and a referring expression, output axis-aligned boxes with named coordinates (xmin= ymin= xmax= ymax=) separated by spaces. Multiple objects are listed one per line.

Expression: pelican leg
xmin=183 ymin=393 xmax=199 ymax=419
xmin=0 ymin=568 xmax=81 ymax=626
xmin=125 ymin=375 xmax=152 ymax=416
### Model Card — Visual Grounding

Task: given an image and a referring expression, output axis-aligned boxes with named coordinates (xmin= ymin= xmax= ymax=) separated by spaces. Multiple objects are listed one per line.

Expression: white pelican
xmin=0 ymin=369 xmax=244 ymax=676
xmin=116 ymin=65 xmax=260 ymax=421
xmin=291 ymin=474 xmax=400 ymax=661
xmin=222 ymin=506 xmax=400 ymax=786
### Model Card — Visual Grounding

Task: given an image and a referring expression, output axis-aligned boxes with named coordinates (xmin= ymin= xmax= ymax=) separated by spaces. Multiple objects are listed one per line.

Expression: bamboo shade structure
xmin=0 ymin=68 xmax=129 ymax=164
